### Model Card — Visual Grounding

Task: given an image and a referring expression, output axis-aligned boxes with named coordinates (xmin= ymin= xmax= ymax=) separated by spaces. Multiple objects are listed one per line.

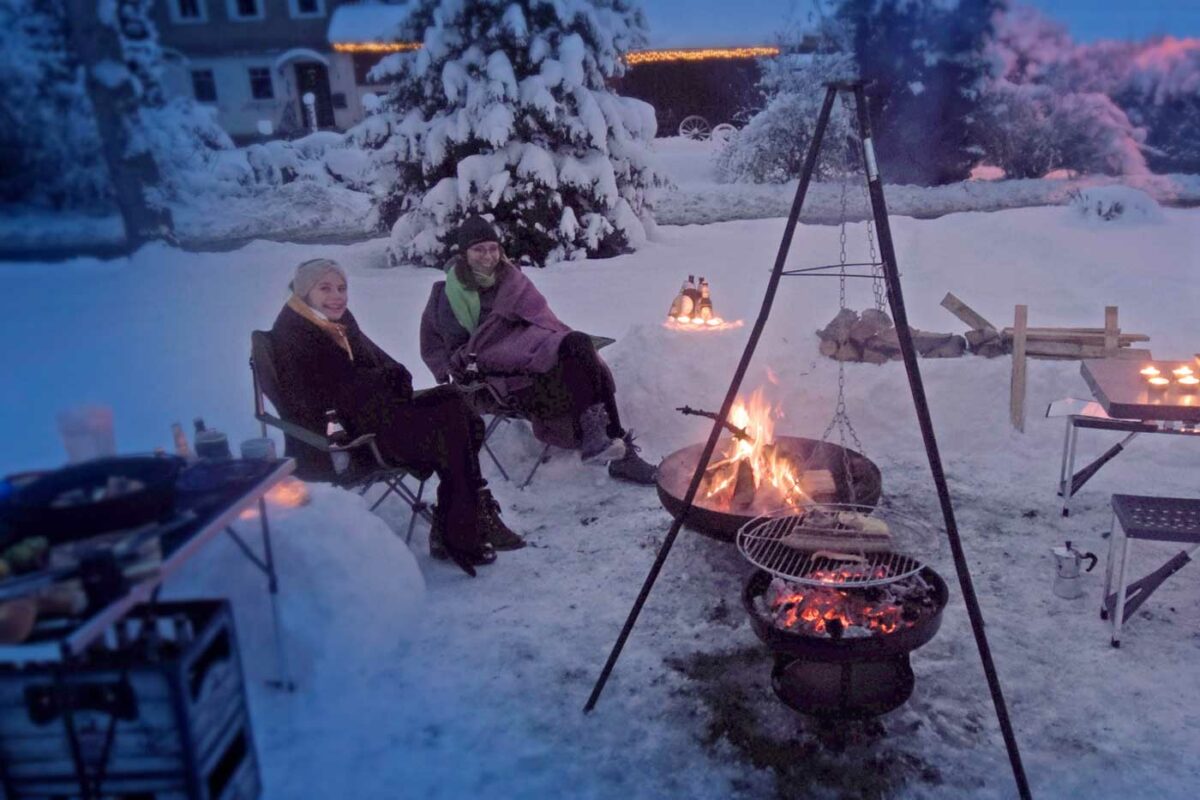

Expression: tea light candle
xmin=1148 ymin=376 xmax=1170 ymax=391
xmin=1172 ymin=365 xmax=1193 ymax=378
xmin=1178 ymin=375 xmax=1199 ymax=392
xmin=1140 ymin=365 xmax=1160 ymax=377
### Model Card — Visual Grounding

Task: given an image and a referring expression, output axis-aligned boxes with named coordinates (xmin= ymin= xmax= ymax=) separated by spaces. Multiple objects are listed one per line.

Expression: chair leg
xmin=482 ymin=416 xmax=512 ymax=482
xmin=369 ymin=478 xmax=401 ymax=512
xmin=519 ymin=442 xmax=554 ymax=490
xmin=405 ymin=479 xmax=426 ymax=545
xmin=1111 ymin=528 xmax=1132 ymax=648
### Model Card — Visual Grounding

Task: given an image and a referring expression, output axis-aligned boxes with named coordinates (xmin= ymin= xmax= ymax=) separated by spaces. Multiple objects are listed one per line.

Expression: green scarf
xmin=444 ymin=262 xmax=494 ymax=331
xmin=444 ymin=264 xmax=484 ymax=333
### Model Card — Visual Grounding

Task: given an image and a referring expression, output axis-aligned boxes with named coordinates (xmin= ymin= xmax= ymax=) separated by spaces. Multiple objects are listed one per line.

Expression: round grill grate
xmin=737 ymin=503 xmax=929 ymax=588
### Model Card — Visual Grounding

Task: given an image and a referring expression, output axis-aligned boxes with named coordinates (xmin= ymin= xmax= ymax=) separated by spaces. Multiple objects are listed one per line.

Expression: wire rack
xmin=736 ymin=503 xmax=930 ymax=588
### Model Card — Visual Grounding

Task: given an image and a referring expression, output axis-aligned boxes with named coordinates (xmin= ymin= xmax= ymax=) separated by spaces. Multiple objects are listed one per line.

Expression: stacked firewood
xmin=816 ymin=309 xmax=967 ymax=364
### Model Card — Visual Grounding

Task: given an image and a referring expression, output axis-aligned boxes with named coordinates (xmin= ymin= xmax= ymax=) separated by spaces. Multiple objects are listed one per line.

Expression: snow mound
xmin=1067 ymin=185 xmax=1164 ymax=224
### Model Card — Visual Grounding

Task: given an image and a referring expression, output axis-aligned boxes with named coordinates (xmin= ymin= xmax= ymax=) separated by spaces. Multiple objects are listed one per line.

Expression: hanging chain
xmin=820 ymin=90 xmax=869 ymax=499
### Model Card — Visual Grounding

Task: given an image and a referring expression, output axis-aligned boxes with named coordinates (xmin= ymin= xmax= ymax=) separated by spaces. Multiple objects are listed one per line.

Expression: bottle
xmin=697 ymin=277 xmax=714 ymax=322
xmin=171 ymin=422 xmax=192 ymax=460
xmin=682 ymin=275 xmax=701 ymax=313
xmin=193 ymin=418 xmax=232 ymax=460
xmin=668 ymin=276 xmax=693 ymax=320
xmin=325 ymin=409 xmax=351 ymax=475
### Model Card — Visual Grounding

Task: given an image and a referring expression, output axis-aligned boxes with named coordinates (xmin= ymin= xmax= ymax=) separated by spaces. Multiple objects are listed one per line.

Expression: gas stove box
xmin=0 ymin=600 xmax=259 ymax=799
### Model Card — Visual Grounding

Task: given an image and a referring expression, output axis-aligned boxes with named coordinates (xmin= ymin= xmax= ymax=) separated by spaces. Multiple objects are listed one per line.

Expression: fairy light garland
xmin=329 ymin=42 xmax=779 ymax=64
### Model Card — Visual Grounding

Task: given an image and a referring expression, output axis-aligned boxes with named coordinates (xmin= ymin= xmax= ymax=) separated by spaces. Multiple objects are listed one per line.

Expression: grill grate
xmin=737 ymin=504 xmax=927 ymax=588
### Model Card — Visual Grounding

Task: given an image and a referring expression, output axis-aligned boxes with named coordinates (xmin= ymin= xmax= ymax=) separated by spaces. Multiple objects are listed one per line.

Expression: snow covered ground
xmin=3 ymin=200 xmax=1200 ymax=798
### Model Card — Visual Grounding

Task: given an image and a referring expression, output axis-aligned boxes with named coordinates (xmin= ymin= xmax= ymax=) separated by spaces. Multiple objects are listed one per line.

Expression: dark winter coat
xmin=269 ymin=302 xmax=413 ymax=478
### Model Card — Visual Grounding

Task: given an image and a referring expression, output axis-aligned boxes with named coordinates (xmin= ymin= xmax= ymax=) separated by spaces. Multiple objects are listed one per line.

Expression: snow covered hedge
xmin=368 ymin=0 xmax=667 ymax=267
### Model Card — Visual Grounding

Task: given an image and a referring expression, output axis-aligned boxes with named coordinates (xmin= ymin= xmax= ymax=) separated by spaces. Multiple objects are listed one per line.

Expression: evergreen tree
xmin=0 ymin=0 xmax=111 ymax=210
xmin=834 ymin=0 xmax=1000 ymax=185
xmin=367 ymin=0 xmax=665 ymax=267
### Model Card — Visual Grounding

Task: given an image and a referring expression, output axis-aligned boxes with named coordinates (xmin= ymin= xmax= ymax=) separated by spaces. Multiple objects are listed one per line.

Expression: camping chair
xmin=457 ymin=335 xmax=616 ymax=490
xmin=249 ymin=331 xmax=433 ymax=544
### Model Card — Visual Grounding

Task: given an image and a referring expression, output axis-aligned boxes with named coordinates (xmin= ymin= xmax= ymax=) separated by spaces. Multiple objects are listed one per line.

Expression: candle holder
xmin=1178 ymin=375 xmax=1199 ymax=393
xmin=1172 ymin=365 xmax=1193 ymax=378
xmin=1139 ymin=365 xmax=1161 ymax=377
xmin=1147 ymin=376 xmax=1171 ymax=392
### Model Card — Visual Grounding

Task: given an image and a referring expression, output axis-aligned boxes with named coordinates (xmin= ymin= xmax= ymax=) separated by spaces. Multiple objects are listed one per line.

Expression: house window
xmin=353 ymin=53 xmax=385 ymax=86
xmin=248 ymin=68 xmax=274 ymax=100
xmin=226 ymin=0 xmax=263 ymax=20
xmin=191 ymin=69 xmax=217 ymax=102
xmin=169 ymin=0 xmax=207 ymax=23
xmin=288 ymin=0 xmax=325 ymax=18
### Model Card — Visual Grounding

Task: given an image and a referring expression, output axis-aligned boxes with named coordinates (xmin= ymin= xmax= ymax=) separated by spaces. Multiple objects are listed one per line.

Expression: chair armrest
xmin=257 ymin=412 xmax=328 ymax=450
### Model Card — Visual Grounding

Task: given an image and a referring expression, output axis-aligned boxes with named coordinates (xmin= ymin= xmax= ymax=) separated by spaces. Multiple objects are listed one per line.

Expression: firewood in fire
xmin=731 ymin=459 xmax=757 ymax=508
xmin=800 ymin=469 xmax=836 ymax=498
xmin=778 ymin=511 xmax=893 ymax=553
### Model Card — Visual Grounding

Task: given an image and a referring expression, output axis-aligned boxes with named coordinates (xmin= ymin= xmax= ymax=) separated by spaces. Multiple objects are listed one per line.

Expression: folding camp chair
xmin=456 ymin=335 xmax=617 ymax=490
xmin=249 ymin=330 xmax=433 ymax=543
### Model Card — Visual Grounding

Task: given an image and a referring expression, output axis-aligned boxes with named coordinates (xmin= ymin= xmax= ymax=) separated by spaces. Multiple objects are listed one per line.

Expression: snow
xmin=326 ymin=2 xmax=413 ymax=45
xmin=5 ymin=203 xmax=1200 ymax=798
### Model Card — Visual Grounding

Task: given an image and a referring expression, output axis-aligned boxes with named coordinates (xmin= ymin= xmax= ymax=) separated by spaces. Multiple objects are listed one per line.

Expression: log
xmin=731 ymin=459 xmax=757 ymax=508
xmin=818 ymin=338 xmax=839 ymax=358
xmin=834 ymin=341 xmax=862 ymax=361
xmin=941 ymin=292 xmax=997 ymax=332
xmin=817 ymin=309 xmax=859 ymax=344
xmin=1011 ymin=304 xmax=1028 ymax=432
xmin=849 ymin=312 xmax=891 ymax=346
xmin=965 ymin=328 xmax=1001 ymax=350
xmin=801 ymin=470 xmax=837 ymax=497
xmin=1000 ymin=329 xmax=1148 ymax=345
xmin=1104 ymin=306 xmax=1119 ymax=355
xmin=924 ymin=335 xmax=967 ymax=358
xmin=860 ymin=345 xmax=890 ymax=365
xmin=1024 ymin=341 xmax=1150 ymax=359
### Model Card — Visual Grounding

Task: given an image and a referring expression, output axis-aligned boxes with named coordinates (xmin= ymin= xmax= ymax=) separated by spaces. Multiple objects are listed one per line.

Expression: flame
xmin=703 ymin=387 xmax=810 ymax=511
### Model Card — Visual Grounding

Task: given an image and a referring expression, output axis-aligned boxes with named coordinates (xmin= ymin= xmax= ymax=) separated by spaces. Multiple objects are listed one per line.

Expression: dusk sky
xmin=639 ymin=1 xmax=1200 ymax=48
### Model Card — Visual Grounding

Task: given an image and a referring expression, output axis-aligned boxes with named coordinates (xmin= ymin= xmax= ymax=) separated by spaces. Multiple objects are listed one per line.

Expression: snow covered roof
xmin=326 ymin=0 xmax=789 ymax=51
xmin=327 ymin=1 xmax=412 ymax=45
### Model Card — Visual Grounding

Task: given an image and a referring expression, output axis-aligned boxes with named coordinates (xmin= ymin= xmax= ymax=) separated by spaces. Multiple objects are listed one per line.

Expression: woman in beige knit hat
xmin=267 ymin=258 xmax=525 ymax=577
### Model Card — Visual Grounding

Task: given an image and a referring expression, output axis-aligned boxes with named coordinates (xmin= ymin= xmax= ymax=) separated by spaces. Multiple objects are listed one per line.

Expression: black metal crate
xmin=0 ymin=600 xmax=260 ymax=799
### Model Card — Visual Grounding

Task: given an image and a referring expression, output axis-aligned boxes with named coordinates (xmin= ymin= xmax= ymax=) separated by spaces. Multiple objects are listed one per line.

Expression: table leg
xmin=1062 ymin=421 xmax=1080 ymax=517
xmin=257 ymin=496 xmax=295 ymax=692
xmin=1111 ymin=531 xmax=1132 ymax=648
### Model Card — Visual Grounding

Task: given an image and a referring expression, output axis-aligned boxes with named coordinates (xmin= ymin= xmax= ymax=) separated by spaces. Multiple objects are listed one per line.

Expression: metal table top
xmin=1081 ymin=359 xmax=1200 ymax=424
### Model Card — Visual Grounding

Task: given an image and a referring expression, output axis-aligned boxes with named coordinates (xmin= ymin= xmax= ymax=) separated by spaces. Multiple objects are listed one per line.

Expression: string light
xmin=329 ymin=42 xmax=780 ymax=64
xmin=332 ymin=42 xmax=421 ymax=54
xmin=625 ymin=46 xmax=780 ymax=65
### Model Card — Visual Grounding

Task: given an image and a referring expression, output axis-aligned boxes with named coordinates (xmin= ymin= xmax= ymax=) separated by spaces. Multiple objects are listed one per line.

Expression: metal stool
xmin=1102 ymin=494 xmax=1200 ymax=647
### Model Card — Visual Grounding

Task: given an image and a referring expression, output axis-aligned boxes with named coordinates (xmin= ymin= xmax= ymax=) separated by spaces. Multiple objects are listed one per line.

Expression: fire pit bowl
xmin=742 ymin=567 xmax=949 ymax=719
xmin=656 ymin=436 xmax=882 ymax=541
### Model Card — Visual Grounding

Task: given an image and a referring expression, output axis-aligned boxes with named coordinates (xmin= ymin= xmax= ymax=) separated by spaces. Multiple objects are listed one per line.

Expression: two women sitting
xmin=268 ymin=258 xmax=524 ymax=577
xmin=419 ymin=216 xmax=657 ymax=485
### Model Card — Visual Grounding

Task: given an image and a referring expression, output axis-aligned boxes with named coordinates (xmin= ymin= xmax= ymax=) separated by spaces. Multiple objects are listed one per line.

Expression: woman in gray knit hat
xmin=268 ymin=257 xmax=526 ymax=577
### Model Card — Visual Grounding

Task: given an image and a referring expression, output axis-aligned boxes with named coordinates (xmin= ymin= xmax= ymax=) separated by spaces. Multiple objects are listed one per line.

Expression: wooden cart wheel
xmin=711 ymin=123 xmax=736 ymax=144
xmin=678 ymin=115 xmax=711 ymax=140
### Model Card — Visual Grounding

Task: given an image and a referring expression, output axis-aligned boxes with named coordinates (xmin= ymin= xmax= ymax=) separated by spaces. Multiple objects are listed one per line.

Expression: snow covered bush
xmin=370 ymin=0 xmax=666 ymax=267
xmin=0 ymin=0 xmax=112 ymax=211
xmin=977 ymin=3 xmax=1155 ymax=178
xmin=713 ymin=42 xmax=856 ymax=184
xmin=1066 ymin=186 xmax=1163 ymax=224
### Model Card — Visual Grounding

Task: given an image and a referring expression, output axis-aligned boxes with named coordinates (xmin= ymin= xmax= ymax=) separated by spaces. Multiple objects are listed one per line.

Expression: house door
xmin=294 ymin=62 xmax=335 ymax=129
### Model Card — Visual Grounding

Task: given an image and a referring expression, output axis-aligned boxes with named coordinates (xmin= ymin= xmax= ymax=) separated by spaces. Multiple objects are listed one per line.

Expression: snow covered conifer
xmin=370 ymin=0 xmax=665 ymax=267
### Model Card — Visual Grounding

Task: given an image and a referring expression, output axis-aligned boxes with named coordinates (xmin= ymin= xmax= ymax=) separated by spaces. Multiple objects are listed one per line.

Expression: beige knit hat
xmin=291 ymin=258 xmax=348 ymax=299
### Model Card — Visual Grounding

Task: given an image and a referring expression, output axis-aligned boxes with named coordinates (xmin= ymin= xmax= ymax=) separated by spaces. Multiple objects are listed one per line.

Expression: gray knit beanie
xmin=291 ymin=258 xmax=348 ymax=299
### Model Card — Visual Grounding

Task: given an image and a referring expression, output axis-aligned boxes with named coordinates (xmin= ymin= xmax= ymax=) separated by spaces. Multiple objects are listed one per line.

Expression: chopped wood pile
xmin=816 ymin=308 xmax=966 ymax=363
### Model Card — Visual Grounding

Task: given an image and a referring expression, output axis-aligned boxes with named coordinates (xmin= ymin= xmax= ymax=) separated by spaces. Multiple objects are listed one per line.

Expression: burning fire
xmin=702 ymin=388 xmax=815 ymax=513
xmin=766 ymin=575 xmax=909 ymax=638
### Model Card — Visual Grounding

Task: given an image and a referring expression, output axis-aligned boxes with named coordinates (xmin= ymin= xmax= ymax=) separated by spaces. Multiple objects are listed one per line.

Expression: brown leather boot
xmin=478 ymin=490 xmax=526 ymax=550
